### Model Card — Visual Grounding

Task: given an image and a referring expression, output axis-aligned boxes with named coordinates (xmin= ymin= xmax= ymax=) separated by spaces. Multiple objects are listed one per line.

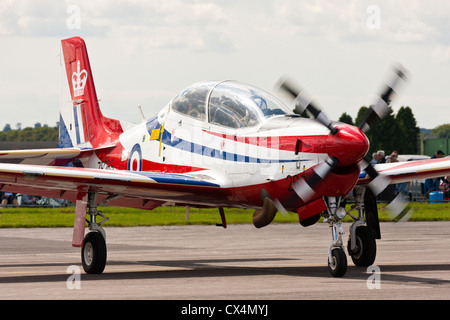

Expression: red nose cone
xmin=326 ymin=125 xmax=369 ymax=166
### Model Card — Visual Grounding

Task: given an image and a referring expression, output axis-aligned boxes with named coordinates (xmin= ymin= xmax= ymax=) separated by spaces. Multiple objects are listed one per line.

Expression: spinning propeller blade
xmin=253 ymin=190 xmax=292 ymax=228
xmin=279 ymin=79 xmax=338 ymax=135
xmin=275 ymin=65 xmax=410 ymax=221
xmin=356 ymin=65 xmax=412 ymax=221
xmin=358 ymin=65 xmax=408 ymax=133
xmin=360 ymin=159 xmax=390 ymax=196
xmin=360 ymin=159 xmax=412 ymax=221
xmin=273 ymin=198 xmax=290 ymax=217
xmin=386 ymin=192 xmax=413 ymax=222
xmin=277 ymin=79 xmax=343 ymax=202
xmin=253 ymin=189 xmax=290 ymax=228
xmin=357 ymin=65 xmax=408 ymax=194
xmin=292 ymin=157 xmax=339 ymax=202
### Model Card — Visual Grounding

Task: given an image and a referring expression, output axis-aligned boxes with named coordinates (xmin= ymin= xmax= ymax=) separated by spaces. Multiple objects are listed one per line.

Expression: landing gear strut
xmin=323 ymin=196 xmax=347 ymax=277
xmin=81 ymin=192 xmax=109 ymax=274
xmin=323 ymin=187 xmax=378 ymax=277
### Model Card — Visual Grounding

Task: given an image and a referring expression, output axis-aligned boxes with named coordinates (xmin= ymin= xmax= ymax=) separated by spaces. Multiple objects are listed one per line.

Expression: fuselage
xmin=83 ymin=81 xmax=368 ymax=211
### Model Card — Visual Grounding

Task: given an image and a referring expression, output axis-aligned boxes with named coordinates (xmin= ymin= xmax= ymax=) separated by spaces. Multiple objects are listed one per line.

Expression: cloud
xmin=0 ymin=0 xmax=236 ymax=52
xmin=269 ymin=0 xmax=450 ymax=45
xmin=432 ymin=45 xmax=450 ymax=65
xmin=99 ymin=1 xmax=235 ymax=52
xmin=2 ymin=1 xmax=449 ymax=51
xmin=0 ymin=0 xmax=105 ymax=37
xmin=0 ymin=1 xmax=449 ymax=130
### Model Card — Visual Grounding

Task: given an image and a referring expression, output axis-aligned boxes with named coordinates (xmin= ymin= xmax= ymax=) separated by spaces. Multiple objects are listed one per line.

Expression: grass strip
xmin=0 ymin=202 xmax=448 ymax=228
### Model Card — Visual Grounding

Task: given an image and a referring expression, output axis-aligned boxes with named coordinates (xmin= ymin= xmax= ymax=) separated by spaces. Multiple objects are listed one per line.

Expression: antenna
xmin=137 ymin=105 xmax=145 ymax=122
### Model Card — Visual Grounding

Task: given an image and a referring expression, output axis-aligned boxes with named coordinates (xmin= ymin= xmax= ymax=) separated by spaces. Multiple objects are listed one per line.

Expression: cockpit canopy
xmin=171 ymin=81 xmax=293 ymax=128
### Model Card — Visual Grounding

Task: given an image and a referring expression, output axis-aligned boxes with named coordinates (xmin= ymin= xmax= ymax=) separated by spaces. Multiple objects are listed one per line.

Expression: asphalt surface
xmin=1 ymin=222 xmax=450 ymax=301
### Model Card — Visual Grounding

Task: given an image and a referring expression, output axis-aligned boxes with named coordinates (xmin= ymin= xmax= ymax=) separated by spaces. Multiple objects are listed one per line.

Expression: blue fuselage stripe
xmin=135 ymin=171 xmax=220 ymax=187
xmin=146 ymin=117 xmax=300 ymax=164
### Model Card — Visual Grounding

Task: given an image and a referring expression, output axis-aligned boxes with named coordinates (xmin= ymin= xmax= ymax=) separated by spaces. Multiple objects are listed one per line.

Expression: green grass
xmin=0 ymin=206 xmax=257 ymax=228
xmin=342 ymin=202 xmax=450 ymax=222
xmin=378 ymin=202 xmax=450 ymax=221
xmin=0 ymin=202 xmax=448 ymax=228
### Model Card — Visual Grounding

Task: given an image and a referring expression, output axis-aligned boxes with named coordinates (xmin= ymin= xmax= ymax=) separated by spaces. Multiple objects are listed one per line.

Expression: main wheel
xmin=328 ymin=247 xmax=347 ymax=277
xmin=82 ymin=232 xmax=107 ymax=274
xmin=348 ymin=225 xmax=376 ymax=267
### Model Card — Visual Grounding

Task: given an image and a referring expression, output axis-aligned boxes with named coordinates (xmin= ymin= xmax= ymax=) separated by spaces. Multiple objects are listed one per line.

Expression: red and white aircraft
xmin=1 ymin=37 xmax=449 ymax=276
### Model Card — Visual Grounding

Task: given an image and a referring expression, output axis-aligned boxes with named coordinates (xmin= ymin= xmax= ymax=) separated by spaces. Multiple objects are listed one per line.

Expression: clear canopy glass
xmin=171 ymin=81 xmax=293 ymax=128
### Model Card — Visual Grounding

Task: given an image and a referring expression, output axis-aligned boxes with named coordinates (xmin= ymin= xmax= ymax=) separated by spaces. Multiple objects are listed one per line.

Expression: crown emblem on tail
xmin=72 ymin=60 xmax=88 ymax=97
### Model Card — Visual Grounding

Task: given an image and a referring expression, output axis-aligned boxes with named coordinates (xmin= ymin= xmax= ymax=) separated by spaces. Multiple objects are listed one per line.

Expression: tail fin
xmin=58 ymin=37 xmax=122 ymax=149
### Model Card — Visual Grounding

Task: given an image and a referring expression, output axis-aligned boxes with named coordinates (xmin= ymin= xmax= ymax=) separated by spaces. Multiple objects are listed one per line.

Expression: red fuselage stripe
xmin=202 ymin=130 xmax=328 ymax=154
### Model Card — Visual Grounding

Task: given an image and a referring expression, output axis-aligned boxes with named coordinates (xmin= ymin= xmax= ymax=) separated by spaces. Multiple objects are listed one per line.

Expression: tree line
xmin=0 ymin=123 xmax=58 ymax=142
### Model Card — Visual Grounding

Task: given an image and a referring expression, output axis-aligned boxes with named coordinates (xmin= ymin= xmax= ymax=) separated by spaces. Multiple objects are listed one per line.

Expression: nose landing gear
xmin=323 ymin=197 xmax=347 ymax=277
xmin=323 ymin=187 xmax=378 ymax=277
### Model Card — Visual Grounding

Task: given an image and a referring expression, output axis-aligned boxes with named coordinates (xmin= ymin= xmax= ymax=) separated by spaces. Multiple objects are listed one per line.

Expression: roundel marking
xmin=128 ymin=144 xmax=142 ymax=171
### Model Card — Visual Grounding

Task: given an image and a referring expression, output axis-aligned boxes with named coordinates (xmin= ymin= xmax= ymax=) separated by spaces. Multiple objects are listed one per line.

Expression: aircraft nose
xmin=326 ymin=124 xmax=369 ymax=166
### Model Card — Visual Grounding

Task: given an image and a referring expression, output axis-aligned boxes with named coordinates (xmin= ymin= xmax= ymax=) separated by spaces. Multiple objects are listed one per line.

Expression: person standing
xmin=425 ymin=150 xmax=446 ymax=194
xmin=370 ymin=152 xmax=378 ymax=165
xmin=377 ymin=150 xmax=386 ymax=163
xmin=1 ymin=192 xmax=19 ymax=207
xmin=387 ymin=151 xmax=399 ymax=163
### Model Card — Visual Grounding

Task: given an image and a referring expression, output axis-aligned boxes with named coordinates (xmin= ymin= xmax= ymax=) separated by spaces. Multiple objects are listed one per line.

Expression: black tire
xmin=82 ymin=232 xmax=107 ymax=274
xmin=328 ymin=247 xmax=347 ymax=277
xmin=348 ymin=226 xmax=376 ymax=267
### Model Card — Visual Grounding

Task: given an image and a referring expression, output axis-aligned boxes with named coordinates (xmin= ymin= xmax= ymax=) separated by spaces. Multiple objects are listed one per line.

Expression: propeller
xmin=357 ymin=65 xmax=409 ymax=196
xmin=386 ymin=191 xmax=412 ymax=222
xmin=359 ymin=159 xmax=390 ymax=196
xmin=352 ymin=64 xmax=412 ymax=222
xmin=358 ymin=66 xmax=410 ymax=220
xmin=277 ymin=78 xmax=348 ymax=203
xmin=357 ymin=65 xmax=408 ymax=133
xmin=277 ymin=64 xmax=410 ymax=220
xmin=279 ymin=80 xmax=338 ymax=135
xmin=292 ymin=156 xmax=339 ymax=202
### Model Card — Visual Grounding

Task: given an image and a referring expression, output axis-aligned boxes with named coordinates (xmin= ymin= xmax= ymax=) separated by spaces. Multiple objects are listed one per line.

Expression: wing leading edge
xmin=0 ymin=145 xmax=116 ymax=165
xmin=0 ymin=163 xmax=227 ymax=210
xmin=358 ymin=157 xmax=450 ymax=185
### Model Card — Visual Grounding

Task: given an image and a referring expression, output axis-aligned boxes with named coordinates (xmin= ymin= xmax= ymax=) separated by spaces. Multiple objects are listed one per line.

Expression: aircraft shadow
xmin=1 ymin=258 xmax=450 ymax=286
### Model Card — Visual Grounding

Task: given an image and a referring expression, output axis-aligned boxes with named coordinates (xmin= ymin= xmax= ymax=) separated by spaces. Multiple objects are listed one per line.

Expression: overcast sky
xmin=0 ymin=0 xmax=449 ymax=131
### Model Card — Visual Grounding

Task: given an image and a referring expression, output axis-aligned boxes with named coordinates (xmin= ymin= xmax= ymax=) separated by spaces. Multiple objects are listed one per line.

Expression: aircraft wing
xmin=0 ymin=146 xmax=114 ymax=165
xmin=0 ymin=163 xmax=227 ymax=210
xmin=358 ymin=157 xmax=450 ymax=185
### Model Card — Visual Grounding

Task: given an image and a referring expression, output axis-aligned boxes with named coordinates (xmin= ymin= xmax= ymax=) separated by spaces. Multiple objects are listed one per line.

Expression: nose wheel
xmin=328 ymin=247 xmax=347 ymax=277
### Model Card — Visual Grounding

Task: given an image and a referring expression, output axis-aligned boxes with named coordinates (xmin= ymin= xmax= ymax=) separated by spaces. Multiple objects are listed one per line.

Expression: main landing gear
xmin=323 ymin=187 xmax=378 ymax=277
xmin=79 ymin=192 xmax=109 ymax=274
